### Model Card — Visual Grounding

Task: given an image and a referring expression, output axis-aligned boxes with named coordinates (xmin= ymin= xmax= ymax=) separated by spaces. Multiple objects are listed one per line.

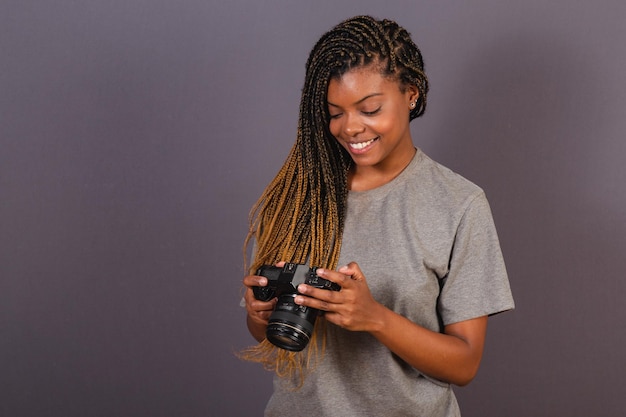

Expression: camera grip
xmin=253 ymin=285 xmax=275 ymax=302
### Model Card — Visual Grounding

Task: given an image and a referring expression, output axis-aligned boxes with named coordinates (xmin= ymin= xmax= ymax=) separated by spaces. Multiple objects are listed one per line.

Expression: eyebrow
xmin=327 ymin=93 xmax=384 ymax=108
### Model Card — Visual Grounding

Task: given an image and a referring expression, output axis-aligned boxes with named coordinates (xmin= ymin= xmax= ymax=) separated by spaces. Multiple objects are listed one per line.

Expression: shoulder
xmin=405 ymin=149 xmax=485 ymax=213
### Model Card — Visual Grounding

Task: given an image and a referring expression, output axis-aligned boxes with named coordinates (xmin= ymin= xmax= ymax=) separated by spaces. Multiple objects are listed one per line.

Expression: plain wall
xmin=2 ymin=1 xmax=625 ymax=416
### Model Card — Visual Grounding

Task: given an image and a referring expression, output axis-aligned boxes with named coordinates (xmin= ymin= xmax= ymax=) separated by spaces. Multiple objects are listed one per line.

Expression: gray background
xmin=2 ymin=1 xmax=625 ymax=416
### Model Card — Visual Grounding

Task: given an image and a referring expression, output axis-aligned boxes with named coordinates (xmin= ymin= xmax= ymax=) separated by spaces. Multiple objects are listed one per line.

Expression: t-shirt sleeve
xmin=438 ymin=192 xmax=515 ymax=325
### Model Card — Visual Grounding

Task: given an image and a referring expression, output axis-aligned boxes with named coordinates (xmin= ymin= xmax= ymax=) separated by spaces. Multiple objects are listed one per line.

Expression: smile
xmin=348 ymin=137 xmax=378 ymax=150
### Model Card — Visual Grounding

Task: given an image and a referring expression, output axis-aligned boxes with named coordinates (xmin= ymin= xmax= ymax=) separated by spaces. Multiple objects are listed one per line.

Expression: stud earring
xmin=409 ymin=102 xmax=416 ymax=109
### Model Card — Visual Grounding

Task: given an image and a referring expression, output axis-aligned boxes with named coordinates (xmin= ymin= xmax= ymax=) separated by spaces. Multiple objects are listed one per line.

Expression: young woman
xmin=241 ymin=15 xmax=514 ymax=416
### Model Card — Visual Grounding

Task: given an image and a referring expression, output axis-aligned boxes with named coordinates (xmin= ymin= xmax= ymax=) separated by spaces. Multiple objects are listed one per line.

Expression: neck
xmin=349 ymin=147 xmax=416 ymax=191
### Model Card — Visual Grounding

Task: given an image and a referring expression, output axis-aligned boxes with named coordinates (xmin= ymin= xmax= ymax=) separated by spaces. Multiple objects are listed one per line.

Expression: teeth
xmin=349 ymin=138 xmax=376 ymax=150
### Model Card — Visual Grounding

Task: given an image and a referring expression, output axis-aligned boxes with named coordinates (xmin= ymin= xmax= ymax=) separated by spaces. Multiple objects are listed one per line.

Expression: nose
xmin=342 ymin=113 xmax=365 ymax=137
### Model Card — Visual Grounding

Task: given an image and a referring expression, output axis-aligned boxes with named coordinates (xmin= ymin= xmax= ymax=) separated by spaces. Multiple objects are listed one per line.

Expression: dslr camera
xmin=253 ymin=263 xmax=340 ymax=352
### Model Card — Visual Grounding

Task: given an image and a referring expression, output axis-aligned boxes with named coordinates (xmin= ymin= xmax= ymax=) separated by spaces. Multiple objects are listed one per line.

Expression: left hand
xmin=294 ymin=262 xmax=384 ymax=332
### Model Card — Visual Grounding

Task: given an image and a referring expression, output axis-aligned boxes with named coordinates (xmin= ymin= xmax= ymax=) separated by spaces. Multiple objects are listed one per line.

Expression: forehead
xmin=327 ymin=66 xmax=400 ymax=103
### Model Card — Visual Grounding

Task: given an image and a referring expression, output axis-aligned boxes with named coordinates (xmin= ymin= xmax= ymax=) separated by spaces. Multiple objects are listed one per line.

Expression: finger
xmin=246 ymin=295 xmax=277 ymax=312
xmin=243 ymin=275 xmax=268 ymax=288
xmin=315 ymin=267 xmax=353 ymax=287
xmin=257 ymin=310 xmax=273 ymax=321
xmin=294 ymin=294 xmax=332 ymax=312
xmin=338 ymin=262 xmax=365 ymax=282
xmin=296 ymin=280 xmax=342 ymax=303
xmin=243 ymin=287 xmax=260 ymax=304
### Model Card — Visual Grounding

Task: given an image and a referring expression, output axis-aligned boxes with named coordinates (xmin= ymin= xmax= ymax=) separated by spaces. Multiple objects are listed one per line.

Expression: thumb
xmin=338 ymin=262 xmax=365 ymax=282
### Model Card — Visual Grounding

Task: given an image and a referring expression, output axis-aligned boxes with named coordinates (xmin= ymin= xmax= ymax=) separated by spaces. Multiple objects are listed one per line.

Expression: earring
xmin=409 ymin=101 xmax=416 ymax=109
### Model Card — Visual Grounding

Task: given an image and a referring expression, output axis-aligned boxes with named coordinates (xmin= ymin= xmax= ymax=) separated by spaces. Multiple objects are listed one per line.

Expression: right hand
xmin=243 ymin=272 xmax=277 ymax=327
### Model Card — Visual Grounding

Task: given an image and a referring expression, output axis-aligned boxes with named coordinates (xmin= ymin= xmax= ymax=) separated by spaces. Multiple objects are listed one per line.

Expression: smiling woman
xmin=327 ymin=65 xmax=419 ymax=190
xmin=239 ymin=15 xmax=514 ymax=417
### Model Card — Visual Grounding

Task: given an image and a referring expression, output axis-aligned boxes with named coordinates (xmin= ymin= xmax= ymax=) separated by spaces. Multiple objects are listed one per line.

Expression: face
xmin=327 ymin=65 xmax=419 ymax=175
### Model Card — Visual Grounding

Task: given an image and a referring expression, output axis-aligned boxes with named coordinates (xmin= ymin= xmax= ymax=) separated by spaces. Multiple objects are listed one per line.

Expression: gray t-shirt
xmin=264 ymin=149 xmax=514 ymax=416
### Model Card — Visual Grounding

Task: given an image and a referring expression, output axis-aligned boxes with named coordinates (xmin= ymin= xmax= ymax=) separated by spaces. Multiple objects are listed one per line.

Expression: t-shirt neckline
xmin=348 ymin=148 xmax=424 ymax=199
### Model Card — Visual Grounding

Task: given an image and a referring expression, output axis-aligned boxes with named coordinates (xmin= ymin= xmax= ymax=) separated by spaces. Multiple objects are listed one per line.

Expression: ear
xmin=406 ymin=84 xmax=420 ymax=104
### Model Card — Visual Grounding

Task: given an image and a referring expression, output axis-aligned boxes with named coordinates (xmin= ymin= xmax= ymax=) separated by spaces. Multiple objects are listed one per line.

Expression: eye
xmin=362 ymin=107 xmax=381 ymax=116
xmin=329 ymin=112 xmax=343 ymax=119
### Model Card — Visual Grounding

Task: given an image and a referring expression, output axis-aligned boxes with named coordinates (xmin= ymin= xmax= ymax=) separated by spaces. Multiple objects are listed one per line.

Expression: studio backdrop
xmin=2 ymin=1 xmax=625 ymax=416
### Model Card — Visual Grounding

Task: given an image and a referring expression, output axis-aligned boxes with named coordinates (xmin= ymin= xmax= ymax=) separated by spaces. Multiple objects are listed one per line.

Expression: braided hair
xmin=241 ymin=15 xmax=429 ymax=385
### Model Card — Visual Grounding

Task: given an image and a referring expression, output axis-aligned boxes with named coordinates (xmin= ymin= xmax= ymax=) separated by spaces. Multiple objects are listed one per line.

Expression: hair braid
xmin=240 ymin=15 xmax=428 ymax=386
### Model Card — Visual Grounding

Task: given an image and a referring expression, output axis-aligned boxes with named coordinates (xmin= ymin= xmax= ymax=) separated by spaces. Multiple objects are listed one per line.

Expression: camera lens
xmin=266 ymin=294 xmax=319 ymax=352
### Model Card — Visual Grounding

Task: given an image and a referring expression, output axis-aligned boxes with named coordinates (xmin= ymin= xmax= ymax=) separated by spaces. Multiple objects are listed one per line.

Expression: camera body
xmin=253 ymin=263 xmax=340 ymax=351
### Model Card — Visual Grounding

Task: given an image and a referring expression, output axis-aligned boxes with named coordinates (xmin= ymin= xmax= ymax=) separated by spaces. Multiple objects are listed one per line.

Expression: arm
xmin=369 ymin=305 xmax=486 ymax=386
xmin=294 ymin=262 xmax=487 ymax=386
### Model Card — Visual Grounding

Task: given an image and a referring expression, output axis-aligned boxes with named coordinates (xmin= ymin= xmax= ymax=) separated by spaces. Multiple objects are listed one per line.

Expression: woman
xmin=241 ymin=15 xmax=514 ymax=416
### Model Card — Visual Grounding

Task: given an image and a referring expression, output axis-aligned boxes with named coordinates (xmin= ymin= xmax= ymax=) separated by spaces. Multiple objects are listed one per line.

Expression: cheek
xmin=328 ymin=119 xmax=341 ymax=139
xmin=366 ymin=118 xmax=393 ymax=136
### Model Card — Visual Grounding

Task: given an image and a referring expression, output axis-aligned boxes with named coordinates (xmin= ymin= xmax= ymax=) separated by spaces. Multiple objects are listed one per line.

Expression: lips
xmin=348 ymin=137 xmax=378 ymax=151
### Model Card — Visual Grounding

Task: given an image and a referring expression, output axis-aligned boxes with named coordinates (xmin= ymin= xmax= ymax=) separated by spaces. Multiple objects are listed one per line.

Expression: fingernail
xmin=294 ymin=296 xmax=304 ymax=304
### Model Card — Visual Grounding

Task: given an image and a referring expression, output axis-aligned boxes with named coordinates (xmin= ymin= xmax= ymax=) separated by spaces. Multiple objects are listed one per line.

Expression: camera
xmin=253 ymin=263 xmax=340 ymax=352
